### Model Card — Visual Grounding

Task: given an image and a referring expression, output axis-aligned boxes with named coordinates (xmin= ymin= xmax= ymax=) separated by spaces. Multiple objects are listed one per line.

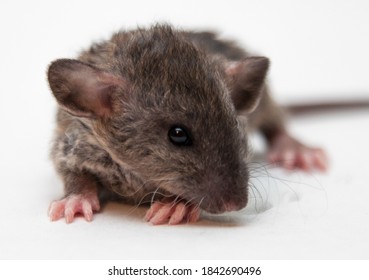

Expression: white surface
xmin=1 ymin=0 xmax=369 ymax=260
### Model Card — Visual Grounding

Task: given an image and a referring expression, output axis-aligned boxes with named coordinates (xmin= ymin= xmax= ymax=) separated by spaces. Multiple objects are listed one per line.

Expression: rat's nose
xmin=200 ymin=194 xmax=247 ymax=214
xmin=222 ymin=199 xmax=247 ymax=212
xmin=223 ymin=202 xmax=242 ymax=212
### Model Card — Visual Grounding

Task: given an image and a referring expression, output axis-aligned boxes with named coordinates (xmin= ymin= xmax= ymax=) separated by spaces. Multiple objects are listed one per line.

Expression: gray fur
xmin=48 ymin=24 xmax=283 ymax=214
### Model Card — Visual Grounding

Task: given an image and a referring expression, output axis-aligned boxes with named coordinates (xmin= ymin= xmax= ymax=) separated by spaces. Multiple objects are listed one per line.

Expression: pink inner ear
xmin=226 ymin=57 xmax=269 ymax=88
xmin=82 ymin=72 xmax=126 ymax=118
xmin=49 ymin=59 xmax=127 ymax=118
xmin=225 ymin=57 xmax=269 ymax=113
xmin=225 ymin=61 xmax=242 ymax=78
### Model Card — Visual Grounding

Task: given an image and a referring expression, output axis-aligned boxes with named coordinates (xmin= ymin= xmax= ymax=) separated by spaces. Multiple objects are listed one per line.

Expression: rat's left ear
xmin=226 ymin=56 xmax=269 ymax=114
xmin=47 ymin=59 xmax=127 ymax=118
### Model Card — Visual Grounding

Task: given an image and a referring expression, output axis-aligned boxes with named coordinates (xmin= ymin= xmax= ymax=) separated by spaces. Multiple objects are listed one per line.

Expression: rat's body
xmin=48 ymin=24 xmax=327 ymax=225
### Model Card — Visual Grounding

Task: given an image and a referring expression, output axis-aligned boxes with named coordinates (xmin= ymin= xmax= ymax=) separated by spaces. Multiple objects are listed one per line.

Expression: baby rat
xmin=47 ymin=24 xmax=327 ymax=225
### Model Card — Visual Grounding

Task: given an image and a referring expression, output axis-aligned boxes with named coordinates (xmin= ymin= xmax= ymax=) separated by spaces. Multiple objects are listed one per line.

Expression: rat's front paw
xmin=268 ymin=133 xmax=328 ymax=171
xmin=144 ymin=201 xmax=200 ymax=225
xmin=48 ymin=192 xmax=100 ymax=223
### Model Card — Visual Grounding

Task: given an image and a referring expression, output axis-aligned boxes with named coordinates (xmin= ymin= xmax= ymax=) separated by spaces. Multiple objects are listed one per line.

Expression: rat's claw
xmin=48 ymin=192 xmax=100 ymax=223
xmin=145 ymin=201 xmax=200 ymax=225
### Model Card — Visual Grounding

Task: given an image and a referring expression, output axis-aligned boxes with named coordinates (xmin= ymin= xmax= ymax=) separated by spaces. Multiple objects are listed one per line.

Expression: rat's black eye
xmin=168 ymin=126 xmax=192 ymax=146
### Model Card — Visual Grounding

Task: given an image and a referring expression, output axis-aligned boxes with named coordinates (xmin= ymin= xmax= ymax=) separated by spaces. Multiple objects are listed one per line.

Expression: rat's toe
xmin=48 ymin=192 xmax=100 ymax=223
xmin=295 ymin=148 xmax=328 ymax=172
xmin=297 ymin=151 xmax=313 ymax=171
xmin=48 ymin=200 xmax=67 ymax=221
xmin=145 ymin=201 xmax=200 ymax=225
xmin=281 ymin=150 xmax=297 ymax=170
xmin=145 ymin=200 xmax=200 ymax=225
xmin=312 ymin=148 xmax=328 ymax=171
xmin=144 ymin=201 xmax=163 ymax=222
xmin=187 ymin=205 xmax=201 ymax=223
xmin=82 ymin=200 xmax=94 ymax=222
xmin=148 ymin=203 xmax=175 ymax=225
xmin=168 ymin=202 xmax=187 ymax=225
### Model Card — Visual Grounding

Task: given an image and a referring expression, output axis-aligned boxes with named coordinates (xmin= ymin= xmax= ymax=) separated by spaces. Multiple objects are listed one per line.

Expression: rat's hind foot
xmin=145 ymin=200 xmax=200 ymax=225
xmin=268 ymin=133 xmax=328 ymax=172
xmin=48 ymin=191 xmax=100 ymax=223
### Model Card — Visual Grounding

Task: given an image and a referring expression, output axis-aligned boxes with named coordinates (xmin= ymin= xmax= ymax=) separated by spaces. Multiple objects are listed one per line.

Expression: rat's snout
xmin=204 ymin=192 xmax=248 ymax=214
xmin=223 ymin=201 xmax=246 ymax=212
xmin=197 ymin=171 xmax=249 ymax=214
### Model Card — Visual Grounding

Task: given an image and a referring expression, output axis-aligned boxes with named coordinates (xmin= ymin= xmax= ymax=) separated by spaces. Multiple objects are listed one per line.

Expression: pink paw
xmin=144 ymin=201 xmax=200 ymax=225
xmin=48 ymin=192 xmax=100 ymax=223
xmin=268 ymin=134 xmax=328 ymax=172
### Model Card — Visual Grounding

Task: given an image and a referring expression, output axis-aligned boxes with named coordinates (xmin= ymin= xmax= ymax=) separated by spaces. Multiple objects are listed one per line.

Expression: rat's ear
xmin=47 ymin=59 xmax=126 ymax=118
xmin=226 ymin=56 xmax=269 ymax=114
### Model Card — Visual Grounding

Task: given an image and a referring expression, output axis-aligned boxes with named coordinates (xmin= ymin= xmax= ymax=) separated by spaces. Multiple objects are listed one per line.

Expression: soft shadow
xmin=100 ymin=201 xmax=257 ymax=228
xmin=194 ymin=214 xmax=250 ymax=228
xmin=101 ymin=201 xmax=147 ymax=220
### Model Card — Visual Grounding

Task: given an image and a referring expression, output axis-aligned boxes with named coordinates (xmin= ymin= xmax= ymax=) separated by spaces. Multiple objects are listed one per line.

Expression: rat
xmin=47 ymin=24 xmax=328 ymax=225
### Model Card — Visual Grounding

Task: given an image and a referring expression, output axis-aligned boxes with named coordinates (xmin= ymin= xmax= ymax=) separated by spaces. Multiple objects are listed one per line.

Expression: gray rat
xmin=47 ymin=24 xmax=327 ymax=225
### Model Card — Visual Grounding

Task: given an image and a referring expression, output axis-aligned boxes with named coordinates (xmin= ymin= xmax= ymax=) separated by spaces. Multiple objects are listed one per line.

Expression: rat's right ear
xmin=226 ymin=56 xmax=269 ymax=114
xmin=47 ymin=59 xmax=127 ymax=118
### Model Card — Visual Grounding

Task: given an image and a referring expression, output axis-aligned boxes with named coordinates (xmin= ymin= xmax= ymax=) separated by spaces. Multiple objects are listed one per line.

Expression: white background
xmin=0 ymin=0 xmax=368 ymax=260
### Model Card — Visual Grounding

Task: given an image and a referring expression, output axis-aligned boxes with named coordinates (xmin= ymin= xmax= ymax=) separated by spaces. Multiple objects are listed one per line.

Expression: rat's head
xmin=47 ymin=25 xmax=269 ymax=214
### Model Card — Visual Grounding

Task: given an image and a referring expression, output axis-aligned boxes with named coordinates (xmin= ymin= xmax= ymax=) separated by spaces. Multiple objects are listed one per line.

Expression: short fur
xmin=48 ymin=24 xmax=284 ymax=215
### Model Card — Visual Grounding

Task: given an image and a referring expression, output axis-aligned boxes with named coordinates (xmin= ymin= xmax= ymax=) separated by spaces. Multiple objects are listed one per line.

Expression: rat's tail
xmin=284 ymin=99 xmax=369 ymax=115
